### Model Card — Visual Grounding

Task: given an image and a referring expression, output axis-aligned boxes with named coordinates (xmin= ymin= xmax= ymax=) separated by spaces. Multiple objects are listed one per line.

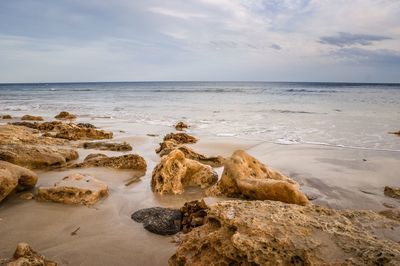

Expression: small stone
xmin=19 ymin=192 xmax=34 ymax=200
xmin=175 ymin=121 xmax=188 ymax=131
xmin=55 ymin=111 xmax=77 ymax=120
xmin=131 ymin=207 xmax=182 ymax=235
xmin=384 ymin=186 xmax=400 ymax=199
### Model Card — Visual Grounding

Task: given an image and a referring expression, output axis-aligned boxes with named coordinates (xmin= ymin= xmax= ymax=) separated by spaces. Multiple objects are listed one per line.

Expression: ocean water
xmin=0 ymin=81 xmax=399 ymax=151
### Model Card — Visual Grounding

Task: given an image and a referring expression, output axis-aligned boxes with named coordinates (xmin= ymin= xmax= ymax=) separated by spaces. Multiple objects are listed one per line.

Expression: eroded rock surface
xmin=54 ymin=111 xmax=76 ymax=120
xmin=385 ymin=186 xmax=400 ymax=199
xmin=180 ymin=199 xmax=208 ymax=233
xmin=82 ymin=141 xmax=132 ymax=151
xmin=163 ymin=133 xmax=197 ymax=144
xmin=207 ymin=150 xmax=309 ymax=206
xmin=36 ymin=173 xmax=108 ymax=205
xmin=70 ymin=153 xmax=147 ymax=171
xmin=131 ymin=207 xmax=182 ymax=235
xmin=151 ymin=150 xmax=217 ymax=194
xmin=170 ymin=200 xmax=400 ymax=266
xmin=21 ymin=115 xmax=44 ymax=121
xmin=0 ymin=161 xmax=37 ymax=203
xmin=175 ymin=121 xmax=188 ymax=131
xmin=1 ymin=242 xmax=57 ymax=266
xmin=156 ymin=139 xmax=224 ymax=167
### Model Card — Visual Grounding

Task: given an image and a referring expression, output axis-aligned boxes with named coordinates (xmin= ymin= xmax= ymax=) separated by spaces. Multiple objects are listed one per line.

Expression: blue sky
xmin=0 ymin=0 xmax=399 ymax=83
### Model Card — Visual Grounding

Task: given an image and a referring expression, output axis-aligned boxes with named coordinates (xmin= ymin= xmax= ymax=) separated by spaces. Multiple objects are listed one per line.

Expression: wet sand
xmin=1 ymin=120 xmax=400 ymax=265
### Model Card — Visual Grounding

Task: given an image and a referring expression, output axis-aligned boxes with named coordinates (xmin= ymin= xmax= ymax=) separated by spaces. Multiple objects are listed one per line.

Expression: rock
xmin=379 ymin=209 xmax=400 ymax=222
xmin=53 ymin=123 xmax=112 ymax=140
xmin=2 ymin=242 xmax=57 ymax=266
xmin=21 ymin=115 xmax=44 ymax=121
xmin=2 ymin=115 xmax=12 ymax=119
xmin=54 ymin=111 xmax=76 ymax=120
xmin=163 ymin=133 xmax=197 ymax=144
xmin=76 ymin=123 xmax=96 ymax=129
xmin=207 ymin=150 xmax=309 ymax=206
xmin=19 ymin=192 xmax=34 ymax=200
xmin=169 ymin=200 xmax=400 ymax=266
xmin=0 ymin=161 xmax=37 ymax=203
xmin=175 ymin=121 xmax=188 ymax=131
xmin=389 ymin=131 xmax=400 ymax=136
xmin=131 ymin=207 xmax=182 ymax=235
xmin=36 ymin=173 xmax=109 ymax=205
xmin=385 ymin=186 xmax=400 ymax=199
xmin=180 ymin=199 xmax=208 ymax=233
xmin=0 ymin=125 xmax=67 ymax=146
xmin=156 ymin=139 xmax=224 ymax=167
xmin=9 ymin=121 xmax=40 ymax=129
xmin=70 ymin=153 xmax=147 ymax=171
xmin=82 ymin=141 xmax=132 ymax=151
xmin=151 ymin=150 xmax=218 ymax=194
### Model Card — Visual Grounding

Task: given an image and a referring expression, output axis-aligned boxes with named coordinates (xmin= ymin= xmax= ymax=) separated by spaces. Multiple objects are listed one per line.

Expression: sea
xmin=0 ymin=81 xmax=399 ymax=151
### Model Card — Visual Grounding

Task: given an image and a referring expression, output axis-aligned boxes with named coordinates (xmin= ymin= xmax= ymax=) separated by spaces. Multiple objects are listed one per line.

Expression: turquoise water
xmin=0 ymin=81 xmax=399 ymax=150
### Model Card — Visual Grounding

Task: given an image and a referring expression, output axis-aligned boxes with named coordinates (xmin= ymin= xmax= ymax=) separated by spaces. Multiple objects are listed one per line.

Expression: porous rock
xmin=21 ymin=115 xmax=44 ymax=121
xmin=163 ymin=132 xmax=197 ymax=144
xmin=207 ymin=150 xmax=309 ymax=206
xmin=36 ymin=173 xmax=108 ymax=205
xmin=384 ymin=186 xmax=400 ymax=200
xmin=0 ymin=161 xmax=37 ymax=203
xmin=70 ymin=153 xmax=147 ymax=171
xmin=2 ymin=242 xmax=57 ymax=266
xmin=82 ymin=141 xmax=132 ymax=151
xmin=54 ymin=111 xmax=76 ymax=120
xmin=180 ymin=199 xmax=208 ymax=233
xmin=175 ymin=121 xmax=188 ymax=131
xmin=151 ymin=150 xmax=218 ymax=194
xmin=131 ymin=207 xmax=182 ymax=235
xmin=169 ymin=200 xmax=400 ymax=266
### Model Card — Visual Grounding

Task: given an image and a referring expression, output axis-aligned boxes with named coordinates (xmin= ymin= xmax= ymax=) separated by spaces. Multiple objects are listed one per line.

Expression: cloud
xmin=331 ymin=47 xmax=400 ymax=65
xmin=319 ymin=32 xmax=392 ymax=47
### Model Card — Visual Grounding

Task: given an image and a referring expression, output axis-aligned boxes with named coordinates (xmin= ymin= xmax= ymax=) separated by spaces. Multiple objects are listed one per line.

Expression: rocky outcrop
xmin=0 ymin=125 xmax=66 ymax=145
xmin=207 ymin=150 xmax=309 ymax=206
xmin=21 ymin=115 xmax=44 ymax=121
xmin=170 ymin=200 xmax=400 ymax=266
xmin=81 ymin=141 xmax=132 ymax=151
xmin=151 ymin=150 xmax=217 ymax=194
xmin=54 ymin=111 xmax=76 ymax=120
xmin=2 ymin=115 xmax=12 ymax=119
xmin=175 ymin=121 xmax=188 ymax=131
xmin=163 ymin=133 xmax=197 ymax=144
xmin=1 ymin=242 xmax=57 ymax=266
xmin=131 ymin=207 xmax=182 ymax=235
xmin=156 ymin=139 xmax=224 ymax=167
xmin=0 ymin=161 xmax=37 ymax=203
xmin=385 ymin=186 xmax=400 ymax=199
xmin=36 ymin=173 xmax=108 ymax=205
xmin=70 ymin=153 xmax=147 ymax=171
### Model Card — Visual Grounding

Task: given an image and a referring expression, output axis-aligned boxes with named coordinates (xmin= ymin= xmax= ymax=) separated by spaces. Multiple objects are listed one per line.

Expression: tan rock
xmin=21 ymin=115 xmax=44 ymax=121
xmin=385 ymin=186 xmax=400 ymax=199
xmin=36 ymin=173 xmax=108 ymax=205
xmin=170 ymin=200 xmax=400 ymax=266
xmin=82 ymin=141 xmax=132 ymax=151
xmin=0 ymin=125 xmax=67 ymax=145
xmin=70 ymin=153 xmax=147 ymax=171
xmin=151 ymin=150 xmax=217 ymax=194
xmin=156 ymin=139 xmax=224 ymax=167
xmin=19 ymin=192 xmax=34 ymax=200
xmin=2 ymin=115 xmax=12 ymax=119
xmin=379 ymin=209 xmax=400 ymax=222
xmin=175 ymin=121 xmax=188 ymax=131
xmin=54 ymin=111 xmax=76 ymax=120
xmin=163 ymin=132 xmax=197 ymax=144
xmin=2 ymin=242 xmax=57 ymax=266
xmin=207 ymin=150 xmax=309 ymax=206
xmin=0 ymin=161 xmax=37 ymax=203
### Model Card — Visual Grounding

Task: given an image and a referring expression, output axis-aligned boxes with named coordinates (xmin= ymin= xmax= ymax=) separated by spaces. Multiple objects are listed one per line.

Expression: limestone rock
xmin=71 ymin=153 xmax=147 ymax=171
xmin=151 ymin=150 xmax=218 ymax=194
xmin=163 ymin=133 xmax=197 ymax=144
xmin=54 ymin=111 xmax=76 ymax=120
xmin=2 ymin=242 xmax=57 ymax=266
xmin=21 ymin=115 xmax=44 ymax=121
xmin=131 ymin=207 xmax=182 ymax=235
xmin=180 ymin=199 xmax=208 ymax=233
xmin=156 ymin=139 xmax=224 ymax=167
xmin=36 ymin=173 xmax=108 ymax=205
xmin=170 ymin=200 xmax=400 ymax=266
xmin=0 ymin=125 xmax=67 ymax=146
xmin=82 ymin=141 xmax=132 ymax=151
xmin=53 ymin=123 xmax=112 ymax=140
xmin=2 ymin=115 xmax=12 ymax=119
xmin=0 ymin=161 xmax=37 ymax=203
xmin=175 ymin=121 xmax=188 ymax=131
xmin=385 ymin=186 xmax=400 ymax=199
xmin=207 ymin=150 xmax=309 ymax=206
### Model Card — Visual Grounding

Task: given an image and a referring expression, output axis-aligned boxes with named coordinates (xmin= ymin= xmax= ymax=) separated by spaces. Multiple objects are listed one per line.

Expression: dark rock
xmin=131 ymin=207 xmax=182 ymax=235
xmin=2 ymin=115 xmax=12 ymax=119
xmin=82 ymin=141 xmax=132 ymax=151
xmin=175 ymin=121 xmax=188 ymax=131
xmin=77 ymin=123 xmax=96 ymax=129
xmin=21 ymin=115 xmax=44 ymax=121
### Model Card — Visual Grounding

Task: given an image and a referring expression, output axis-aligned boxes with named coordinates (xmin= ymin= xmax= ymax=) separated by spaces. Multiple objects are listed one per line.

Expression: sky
xmin=0 ymin=0 xmax=399 ymax=83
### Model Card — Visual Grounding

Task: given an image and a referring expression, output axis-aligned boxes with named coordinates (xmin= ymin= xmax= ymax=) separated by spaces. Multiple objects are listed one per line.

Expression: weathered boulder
xmin=163 ymin=132 xmax=197 ymax=144
xmin=36 ymin=173 xmax=108 ymax=205
xmin=52 ymin=123 xmax=112 ymax=140
xmin=207 ymin=150 xmax=309 ymax=206
xmin=81 ymin=141 xmax=132 ymax=151
xmin=175 ymin=121 xmax=188 ymax=131
xmin=170 ymin=200 xmax=400 ymax=266
xmin=54 ymin=111 xmax=76 ymax=120
xmin=2 ymin=115 xmax=12 ymax=119
xmin=0 ymin=161 xmax=37 ymax=203
xmin=385 ymin=186 xmax=400 ymax=199
xmin=131 ymin=207 xmax=182 ymax=235
xmin=151 ymin=150 xmax=218 ymax=194
xmin=2 ymin=242 xmax=57 ymax=266
xmin=156 ymin=139 xmax=224 ymax=167
xmin=21 ymin=115 xmax=44 ymax=121
xmin=70 ymin=153 xmax=147 ymax=171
